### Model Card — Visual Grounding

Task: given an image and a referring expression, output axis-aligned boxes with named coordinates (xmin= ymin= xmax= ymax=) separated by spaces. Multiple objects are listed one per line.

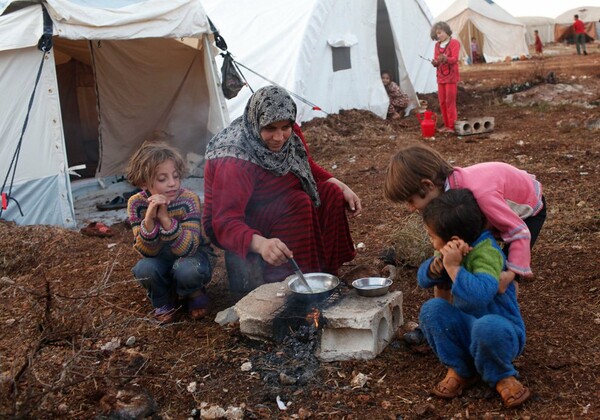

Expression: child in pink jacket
xmin=385 ymin=143 xmax=546 ymax=345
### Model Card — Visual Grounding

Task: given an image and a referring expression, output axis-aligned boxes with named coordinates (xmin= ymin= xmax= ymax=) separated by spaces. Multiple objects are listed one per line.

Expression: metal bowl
xmin=352 ymin=277 xmax=393 ymax=297
xmin=287 ymin=272 xmax=340 ymax=303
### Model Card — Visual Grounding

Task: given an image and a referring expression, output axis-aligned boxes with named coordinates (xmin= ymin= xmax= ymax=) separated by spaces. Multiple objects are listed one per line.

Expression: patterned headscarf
xmin=205 ymin=85 xmax=320 ymax=206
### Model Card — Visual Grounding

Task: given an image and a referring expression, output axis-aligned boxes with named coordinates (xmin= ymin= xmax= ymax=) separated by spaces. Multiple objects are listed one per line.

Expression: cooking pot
xmin=286 ymin=272 xmax=340 ymax=303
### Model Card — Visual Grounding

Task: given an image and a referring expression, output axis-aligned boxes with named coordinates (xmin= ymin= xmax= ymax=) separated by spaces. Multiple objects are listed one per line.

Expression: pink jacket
xmin=446 ymin=162 xmax=544 ymax=276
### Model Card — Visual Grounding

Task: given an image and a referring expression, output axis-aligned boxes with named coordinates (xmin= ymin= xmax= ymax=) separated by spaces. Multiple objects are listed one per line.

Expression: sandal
xmin=188 ymin=291 xmax=210 ymax=320
xmin=80 ymin=222 xmax=114 ymax=238
xmin=432 ymin=368 xmax=477 ymax=399
xmin=96 ymin=196 xmax=127 ymax=211
xmin=496 ymin=376 xmax=531 ymax=408
xmin=154 ymin=304 xmax=177 ymax=324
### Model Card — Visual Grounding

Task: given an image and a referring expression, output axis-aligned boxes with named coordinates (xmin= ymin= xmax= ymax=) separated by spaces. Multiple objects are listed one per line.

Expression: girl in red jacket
xmin=430 ymin=22 xmax=460 ymax=133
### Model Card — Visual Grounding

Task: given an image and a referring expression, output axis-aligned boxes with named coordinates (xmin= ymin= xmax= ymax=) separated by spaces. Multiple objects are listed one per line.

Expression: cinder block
xmin=455 ymin=117 xmax=495 ymax=135
xmin=316 ymin=290 xmax=403 ymax=362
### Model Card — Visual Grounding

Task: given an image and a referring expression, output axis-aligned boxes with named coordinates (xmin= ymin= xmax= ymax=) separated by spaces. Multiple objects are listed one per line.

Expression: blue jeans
xmin=132 ymin=247 xmax=213 ymax=308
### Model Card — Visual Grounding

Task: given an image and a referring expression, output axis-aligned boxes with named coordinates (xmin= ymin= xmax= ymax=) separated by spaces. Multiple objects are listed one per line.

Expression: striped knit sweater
xmin=127 ymin=188 xmax=209 ymax=258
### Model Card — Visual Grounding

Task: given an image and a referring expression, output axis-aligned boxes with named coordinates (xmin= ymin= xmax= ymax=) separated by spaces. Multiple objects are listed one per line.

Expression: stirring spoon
xmin=288 ymin=258 xmax=313 ymax=293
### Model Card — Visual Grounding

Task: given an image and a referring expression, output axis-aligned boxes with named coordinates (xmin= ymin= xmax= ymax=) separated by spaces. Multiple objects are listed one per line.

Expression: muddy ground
xmin=1 ymin=44 xmax=599 ymax=419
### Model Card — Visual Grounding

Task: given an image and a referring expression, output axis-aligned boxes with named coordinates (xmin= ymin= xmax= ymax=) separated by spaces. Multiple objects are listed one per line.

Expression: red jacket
xmin=574 ymin=19 xmax=586 ymax=34
xmin=434 ymin=38 xmax=460 ymax=84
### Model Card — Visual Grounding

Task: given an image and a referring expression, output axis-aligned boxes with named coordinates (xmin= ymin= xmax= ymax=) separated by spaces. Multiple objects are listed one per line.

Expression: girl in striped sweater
xmin=126 ymin=142 xmax=214 ymax=324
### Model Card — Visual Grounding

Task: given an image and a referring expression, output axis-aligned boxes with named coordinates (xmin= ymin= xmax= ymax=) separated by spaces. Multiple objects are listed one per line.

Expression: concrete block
xmin=316 ymin=290 xmax=403 ymax=362
xmin=234 ymin=281 xmax=289 ymax=341
xmin=455 ymin=117 xmax=495 ymax=135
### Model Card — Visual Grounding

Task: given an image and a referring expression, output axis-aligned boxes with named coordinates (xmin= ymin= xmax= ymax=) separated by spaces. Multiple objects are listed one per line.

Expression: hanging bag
xmin=221 ymin=52 xmax=245 ymax=99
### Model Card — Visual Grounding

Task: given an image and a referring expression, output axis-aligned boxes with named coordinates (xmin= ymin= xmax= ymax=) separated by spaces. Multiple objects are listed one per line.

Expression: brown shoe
xmin=496 ymin=376 xmax=531 ymax=408
xmin=432 ymin=368 xmax=477 ymax=399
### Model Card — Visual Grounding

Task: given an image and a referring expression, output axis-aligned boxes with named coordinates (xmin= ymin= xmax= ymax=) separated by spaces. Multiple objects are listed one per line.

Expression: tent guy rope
xmin=0 ymin=6 xmax=53 ymax=218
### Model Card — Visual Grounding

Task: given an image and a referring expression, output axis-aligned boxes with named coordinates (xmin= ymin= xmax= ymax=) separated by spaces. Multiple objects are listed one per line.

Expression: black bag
xmin=221 ymin=52 xmax=245 ymax=99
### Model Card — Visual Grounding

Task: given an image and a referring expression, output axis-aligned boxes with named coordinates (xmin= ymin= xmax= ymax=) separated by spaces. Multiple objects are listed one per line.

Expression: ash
xmin=251 ymin=324 xmax=322 ymax=390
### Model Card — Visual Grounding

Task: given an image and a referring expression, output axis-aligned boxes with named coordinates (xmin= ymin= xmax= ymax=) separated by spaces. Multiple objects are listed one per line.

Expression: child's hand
xmin=440 ymin=239 xmax=465 ymax=271
xmin=438 ymin=54 xmax=447 ymax=63
xmin=429 ymin=255 xmax=444 ymax=278
xmin=498 ymin=270 xmax=516 ymax=294
xmin=145 ymin=194 xmax=171 ymax=229
xmin=431 ymin=59 xmax=439 ymax=67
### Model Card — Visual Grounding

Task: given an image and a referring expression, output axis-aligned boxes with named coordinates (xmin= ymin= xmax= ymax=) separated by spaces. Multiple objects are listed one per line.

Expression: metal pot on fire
xmin=286 ymin=272 xmax=340 ymax=303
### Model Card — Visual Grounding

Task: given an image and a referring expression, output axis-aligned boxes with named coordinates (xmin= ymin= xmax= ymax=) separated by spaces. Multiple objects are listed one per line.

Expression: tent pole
xmin=468 ymin=22 xmax=472 ymax=64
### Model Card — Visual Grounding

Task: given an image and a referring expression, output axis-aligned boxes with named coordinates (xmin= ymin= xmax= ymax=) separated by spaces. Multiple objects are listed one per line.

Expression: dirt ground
xmin=1 ymin=44 xmax=599 ymax=419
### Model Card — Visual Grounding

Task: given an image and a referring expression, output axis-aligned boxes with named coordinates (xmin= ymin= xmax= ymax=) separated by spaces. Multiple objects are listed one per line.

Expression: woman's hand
xmin=251 ymin=235 xmax=293 ymax=266
xmin=327 ymin=178 xmax=362 ymax=217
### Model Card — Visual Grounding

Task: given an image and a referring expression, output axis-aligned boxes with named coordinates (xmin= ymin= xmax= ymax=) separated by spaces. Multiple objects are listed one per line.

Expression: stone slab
xmin=234 ymin=281 xmax=289 ymax=341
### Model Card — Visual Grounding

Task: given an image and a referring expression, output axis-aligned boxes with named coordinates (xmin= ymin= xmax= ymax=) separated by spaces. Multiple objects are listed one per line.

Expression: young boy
xmin=417 ymin=189 xmax=530 ymax=408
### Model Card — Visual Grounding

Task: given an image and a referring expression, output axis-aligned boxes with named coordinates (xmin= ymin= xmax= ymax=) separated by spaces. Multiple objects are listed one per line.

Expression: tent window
xmin=332 ymin=47 xmax=351 ymax=72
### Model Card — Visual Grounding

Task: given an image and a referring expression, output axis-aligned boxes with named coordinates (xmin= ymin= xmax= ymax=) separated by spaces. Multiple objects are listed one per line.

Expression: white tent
xmin=202 ymin=0 xmax=438 ymax=123
xmin=436 ymin=0 xmax=529 ymax=63
xmin=517 ymin=16 xmax=555 ymax=45
xmin=554 ymin=6 xmax=600 ymax=42
xmin=0 ymin=0 xmax=228 ymax=228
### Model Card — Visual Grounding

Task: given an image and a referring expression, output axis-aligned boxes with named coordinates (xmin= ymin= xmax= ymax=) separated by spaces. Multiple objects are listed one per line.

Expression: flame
xmin=306 ymin=307 xmax=321 ymax=328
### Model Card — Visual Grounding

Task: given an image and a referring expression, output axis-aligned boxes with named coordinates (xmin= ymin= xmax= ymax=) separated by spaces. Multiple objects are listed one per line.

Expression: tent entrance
xmin=458 ymin=21 xmax=485 ymax=64
xmin=376 ymin=0 xmax=399 ymax=83
xmin=54 ymin=38 xmax=100 ymax=179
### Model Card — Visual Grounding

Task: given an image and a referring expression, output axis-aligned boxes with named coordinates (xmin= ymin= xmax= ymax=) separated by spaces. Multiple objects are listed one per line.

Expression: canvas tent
xmin=0 ymin=0 xmax=228 ymax=228
xmin=202 ymin=0 xmax=437 ymax=123
xmin=436 ymin=0 xmax=528 ymax=64
xmin=555 ymin=6 xmax=600 ymax=42
xmin=517 ymin=16 xmax=555 ymax=46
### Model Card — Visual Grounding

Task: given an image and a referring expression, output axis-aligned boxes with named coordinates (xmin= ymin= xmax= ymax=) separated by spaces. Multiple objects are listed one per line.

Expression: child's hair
xmin=381 ymin=70 xmax=392 ymax=78
xmin=126 ymin=141 xmax=188 ymax=188
xmin=534 ymin=30 xmax=539 ymax=34
xmin=384 ymin=143 xmax=454 ymax=202
xmin=422 ymin=188 xmax=485 ymax=244
xmin=430 ymin=21 xmax=453 ymax=41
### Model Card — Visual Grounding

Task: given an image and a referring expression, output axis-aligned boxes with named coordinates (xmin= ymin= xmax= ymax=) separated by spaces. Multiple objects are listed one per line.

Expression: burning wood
xmin=305 ymin=308 xmax=321 ymax=328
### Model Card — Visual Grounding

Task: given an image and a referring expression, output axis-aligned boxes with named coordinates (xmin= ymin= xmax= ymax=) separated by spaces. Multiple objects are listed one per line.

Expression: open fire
xmin=305 ymin=308 xmax=321 ymax=328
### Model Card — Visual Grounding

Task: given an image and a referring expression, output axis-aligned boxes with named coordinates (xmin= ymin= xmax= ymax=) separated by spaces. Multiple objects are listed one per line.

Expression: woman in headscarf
xmin=203 ymin=85 xmax=361 ymax=288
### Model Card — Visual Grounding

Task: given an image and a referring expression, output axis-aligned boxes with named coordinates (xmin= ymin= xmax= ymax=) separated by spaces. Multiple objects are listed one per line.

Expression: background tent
xmin=517 ymin=16 xmax=555 ymax=46
xmin=0 ymin=0 xmax=228 ymax=228
xmin=436 ymin=0 xmax=529 ymax=63
xmin=202 ymin=0 xmax=437 ymax=123
xmin=554 ymin=6 xmax=600 ymax=42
